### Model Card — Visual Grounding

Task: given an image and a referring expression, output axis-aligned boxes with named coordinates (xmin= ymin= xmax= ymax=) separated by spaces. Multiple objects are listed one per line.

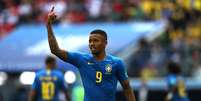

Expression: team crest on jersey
xmin=105 ymin=64 xmax=112 ymax=74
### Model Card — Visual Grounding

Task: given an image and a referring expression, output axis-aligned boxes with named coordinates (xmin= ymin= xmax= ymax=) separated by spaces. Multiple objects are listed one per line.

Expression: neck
xmin=46 ymin=66 xmax=53 ymax=70
xmin=93 ymin=51 xmax=106 ymax=61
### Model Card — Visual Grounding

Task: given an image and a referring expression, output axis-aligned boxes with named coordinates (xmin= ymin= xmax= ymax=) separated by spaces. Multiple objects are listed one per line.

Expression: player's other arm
xmin=63 ymin=90 xmax=71 ymax=101
xmin=165 ymin=86 xmax=176 ymax=101
xmin=165 ymin=82 xmax=177 ymax=101
xmin=28 ymin=90 xmax=37 ymax=101
xmin=60 ymin=73 xmax=71 ymax=101
xmin=29 ymin=75 xmax=39 ymax=101
xmin=46 ymin=7 xmax=67 ymax=61
xmin=117 ymin=60 xmax=136 ymax=101
xmin=121 ymin=80 xmax=136 ymax=101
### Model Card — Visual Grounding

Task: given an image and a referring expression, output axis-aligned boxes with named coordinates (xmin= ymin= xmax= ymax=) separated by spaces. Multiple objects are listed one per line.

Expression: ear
xmin=105 ymin=40 xmax=108 ymax=45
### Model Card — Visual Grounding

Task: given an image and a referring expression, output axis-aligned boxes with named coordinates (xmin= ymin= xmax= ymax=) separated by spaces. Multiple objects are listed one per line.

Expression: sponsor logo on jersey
xmin=87 ymin=62 xmax=94 ymax=65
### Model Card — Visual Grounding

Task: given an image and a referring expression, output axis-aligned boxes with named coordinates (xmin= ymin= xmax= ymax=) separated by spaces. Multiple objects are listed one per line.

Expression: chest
xmin=87 ymin=61 xmax=118 ymax=75
xmin=79 ymin=58 xmax=119 ymax=84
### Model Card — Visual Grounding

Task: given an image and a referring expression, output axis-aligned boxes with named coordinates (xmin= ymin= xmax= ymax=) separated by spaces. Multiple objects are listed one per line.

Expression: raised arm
xmin=46 ymin=7 xmax=67 ymax=61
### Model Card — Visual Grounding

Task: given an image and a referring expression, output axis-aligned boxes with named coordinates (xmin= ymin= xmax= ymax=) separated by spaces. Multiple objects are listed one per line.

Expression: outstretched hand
xmin=47 ymin=6 xmax=57 ymax=24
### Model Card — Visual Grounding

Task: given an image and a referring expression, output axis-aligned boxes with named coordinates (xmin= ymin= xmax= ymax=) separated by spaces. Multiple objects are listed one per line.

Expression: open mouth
xmin=91 ymin=48 xmax=96 ymax=51
xmin=90 ymin=47 xmax=96 ymax=51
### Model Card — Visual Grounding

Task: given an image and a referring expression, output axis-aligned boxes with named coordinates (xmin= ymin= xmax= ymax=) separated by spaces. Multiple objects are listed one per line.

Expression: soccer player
xmin=46 ymin=7 xmax=136 ymax=101
xmin=165 ymin=62 xmax=189 ymax=101
xmin=29 ymin=56 xmax=71 ymax=101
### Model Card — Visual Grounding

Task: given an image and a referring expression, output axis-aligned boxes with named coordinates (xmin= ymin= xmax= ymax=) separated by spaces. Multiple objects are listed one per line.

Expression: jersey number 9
xmin=96 ymin=71 xmax=102 ymax=83
xmin=42 ymin=82 xmax=55 ymax=100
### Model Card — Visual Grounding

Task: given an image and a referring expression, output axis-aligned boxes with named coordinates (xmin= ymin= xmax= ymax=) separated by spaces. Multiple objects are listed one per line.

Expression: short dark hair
xmin=167 ymin=61 xmax=181 ymax=74
xmin=45 ymin=56 xmax=56 ymax=64
xmin=90 ymin=29 xmax=107 ymax=40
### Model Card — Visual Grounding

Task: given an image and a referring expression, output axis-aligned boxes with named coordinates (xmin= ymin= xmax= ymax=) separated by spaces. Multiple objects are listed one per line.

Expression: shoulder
xmin=167 ymin=74 xmax=176 ymax=79
xmin=74 ymin=52 xmax=92 ymax=61
xmin=52 ymin=69 xmax=63 ymax=76
xmin=108 ymin=55 xmax=123 ymax=63
xmin=167 ymin=74 xmax=177 ymax=85
xmin=36 ymin=69 xmax=46 ymax=77
xmin=177 ymin=75 xmax=185 ymax=81
xmin=68 ymin=51 xmax=86 ymax=56
xmin=82 ymin=52 xmax=91 ymax=58
xmin=68 ymin=51 xmax=90 ymax=59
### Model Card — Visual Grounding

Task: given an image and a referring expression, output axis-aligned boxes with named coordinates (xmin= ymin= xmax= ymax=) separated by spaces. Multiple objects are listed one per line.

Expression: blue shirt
xmin=167 ymin=74 xmax=189 ymax=101
xmin=66 ymin=52 xmax=128 ymax=101
xmin=32 ymin=69 xmax=67 ymax=101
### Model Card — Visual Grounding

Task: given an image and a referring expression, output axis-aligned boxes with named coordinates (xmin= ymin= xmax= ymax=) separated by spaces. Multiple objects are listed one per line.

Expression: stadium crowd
xmin=0 ymin=0 xmax=200 ymax=78
xmin=126 ymin=0 xmax=201 ymax=78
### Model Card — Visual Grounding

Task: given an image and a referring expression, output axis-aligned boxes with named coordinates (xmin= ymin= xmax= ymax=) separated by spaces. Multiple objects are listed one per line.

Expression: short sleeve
xmin=66 ymin=52 xmax=84 ymax=67
xmin=32 ymin=75 xmax=39 ymax=90
xmin=116 ymin=60 xmax=128 ymax=82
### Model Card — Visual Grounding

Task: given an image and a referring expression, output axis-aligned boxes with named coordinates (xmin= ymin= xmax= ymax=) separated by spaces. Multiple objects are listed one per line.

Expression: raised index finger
xmin=50 ymin=6 xmax=55 ymax=12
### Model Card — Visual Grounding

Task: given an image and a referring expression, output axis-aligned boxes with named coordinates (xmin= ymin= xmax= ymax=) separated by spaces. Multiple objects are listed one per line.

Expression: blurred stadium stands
xmin=0 ymin=0 xmax=201 ymax=101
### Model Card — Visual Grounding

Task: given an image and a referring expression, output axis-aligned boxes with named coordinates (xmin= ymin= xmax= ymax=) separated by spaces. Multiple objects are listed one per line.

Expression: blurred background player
xmin=29 ymin=56 xmax=71 ymax=101
xmin=166 ymin=62 xmax=189 ymax=101
xmin=47 ymin=7 xmax=135 ymax=101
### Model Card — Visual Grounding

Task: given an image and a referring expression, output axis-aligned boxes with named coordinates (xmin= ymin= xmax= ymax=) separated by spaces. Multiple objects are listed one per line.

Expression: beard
xmin=91 ymin=50 xmax=100 ymax=56
xmin=91 ymin=51 xmax=99 ymax=55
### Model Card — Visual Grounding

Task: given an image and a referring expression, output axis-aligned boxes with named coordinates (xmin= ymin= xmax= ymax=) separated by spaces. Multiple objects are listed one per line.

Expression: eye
xmin=94 ymin=39 xmax=98 ymax=42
